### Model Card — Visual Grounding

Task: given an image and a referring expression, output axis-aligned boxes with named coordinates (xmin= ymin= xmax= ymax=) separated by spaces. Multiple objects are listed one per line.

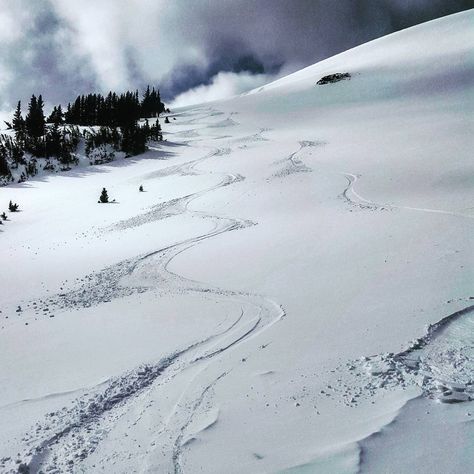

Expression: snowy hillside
xmin=1 ymin=10 xmax=473 ymax=473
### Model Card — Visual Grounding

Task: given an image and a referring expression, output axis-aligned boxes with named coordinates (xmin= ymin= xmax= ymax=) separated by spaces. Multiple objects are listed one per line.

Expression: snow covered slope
xmin=1 ymin=10 xmax=473 ymax=473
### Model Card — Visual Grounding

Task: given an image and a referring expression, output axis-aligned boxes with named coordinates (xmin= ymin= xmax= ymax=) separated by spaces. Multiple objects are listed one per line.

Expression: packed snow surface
xmin=1 ymin=10 xmax=473 ymax=474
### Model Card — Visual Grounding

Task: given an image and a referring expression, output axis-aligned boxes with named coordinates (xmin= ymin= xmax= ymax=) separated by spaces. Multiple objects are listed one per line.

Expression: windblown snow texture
xmin=1 ymin=10 xmax=473 ymax=474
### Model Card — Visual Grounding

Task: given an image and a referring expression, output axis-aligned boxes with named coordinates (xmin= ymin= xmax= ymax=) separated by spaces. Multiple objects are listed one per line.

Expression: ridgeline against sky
xmin=0 ymin=0 xmax=471 ymax=111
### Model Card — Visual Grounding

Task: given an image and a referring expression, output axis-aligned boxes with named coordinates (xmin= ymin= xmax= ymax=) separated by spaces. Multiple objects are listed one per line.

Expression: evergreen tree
xmin=12 ymin=101 xmax=25 ymax=141
xmin=57 ymin=105 xmax=64 ymax=124
xmin=141 ymin=85 xmax=151 ymax=117
xmin=64 ymin=103 xmax=72 ymax=122
xmin=150 ymin=119 xmax=162 ymax=141
xmin=8 ymin=200 xmax=19 ymax=212
xmin=121 ymin=122 xmax=147 ymax=156
xmin=99 ymin=187 xmax=109 ymax=203
xmin=0 ymin=146 xmax=10 ymax=177
xmin=58 ymin=126 xmax=80 ymax=166
xmin=24 ymin=94 xmax=35 ymax=136
xmin=0 ymin=134 xmax=24 ymax=165
xmin=47 ymin=106 xmax=57 ymax=124
xmin=143 ymin=119 xmax=150 ymax=137
xmin=47 ymin=105 xmax=64 ymax=125
xmin=72 ymin=96 xmax=81 ymax=123
xmin=45 ymin=123 xmax=62 ymax=158
xmin=141 ymin=85 xmax=165 ymax=117
xmin=25 ymin=94 xmax=46 ymax=138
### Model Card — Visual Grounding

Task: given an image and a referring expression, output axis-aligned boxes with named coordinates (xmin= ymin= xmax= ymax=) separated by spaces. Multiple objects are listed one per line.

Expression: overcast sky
xmin=0 ymin=0 xmax=471 ymax=112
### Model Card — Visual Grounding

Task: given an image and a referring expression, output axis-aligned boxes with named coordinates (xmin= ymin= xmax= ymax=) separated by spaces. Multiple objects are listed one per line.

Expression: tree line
xmin=63 ymin=86 xmax=165 ymax=127
xmin=1 ymin=86 xmax=167 ymax=183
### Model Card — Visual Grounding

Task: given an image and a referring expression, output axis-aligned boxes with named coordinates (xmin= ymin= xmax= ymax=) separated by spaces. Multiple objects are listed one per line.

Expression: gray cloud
xmin=0 ymin=0 xmax=471 ymax=111
xmin=0 ymin=1 xmax=97 ymax=111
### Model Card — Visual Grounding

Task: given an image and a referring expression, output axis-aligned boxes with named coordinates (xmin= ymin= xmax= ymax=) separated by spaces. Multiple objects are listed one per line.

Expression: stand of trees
xmin=63 ymin=86 xmax=164 ymax=127
xmin=3 ymin=97 xmax=80 ymax=170
xmin=0 ymin=85 xmax=165 ymax=183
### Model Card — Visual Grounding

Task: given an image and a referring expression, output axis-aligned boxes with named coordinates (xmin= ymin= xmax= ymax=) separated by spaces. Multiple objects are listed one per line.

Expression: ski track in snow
xmin=3 ymin=110 xmax=286 ymax=474
xmin=171 ymin=372 xmax=227 ymax=474
xmin=342 ymin=172 xmax=474 ymax=218
xmin=286 ymin=141 xmax=474 ymax=465
xmin=2 ymin=105 xmax=472 ymax=473
xmin=272 ymin=140 xmax=325 ymax=178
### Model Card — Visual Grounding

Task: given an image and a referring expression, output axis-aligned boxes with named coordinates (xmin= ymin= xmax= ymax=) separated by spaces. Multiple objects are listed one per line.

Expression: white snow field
xmin=1 ymin=10 xmax=473 ymax=474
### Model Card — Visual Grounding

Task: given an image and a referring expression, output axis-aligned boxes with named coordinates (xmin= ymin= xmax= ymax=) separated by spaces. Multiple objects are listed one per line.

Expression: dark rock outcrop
xmin=317 ymin=72 xmax=351 ymax=85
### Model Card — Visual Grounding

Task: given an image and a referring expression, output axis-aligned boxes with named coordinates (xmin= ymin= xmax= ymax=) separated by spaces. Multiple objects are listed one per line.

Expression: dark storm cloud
xmin=0 ymin=0 xmax=471 ymax=110
xmin=166 ymin=0 xmax=472 ymax=83
xmin=159 ymin=0 xmax=472 ymax=101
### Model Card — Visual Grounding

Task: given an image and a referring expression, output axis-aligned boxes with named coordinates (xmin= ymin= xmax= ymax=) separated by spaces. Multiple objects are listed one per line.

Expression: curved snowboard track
xmin=7 ymin=113 xmax=285 ymax=474
xmin=342 ymin=172 xmax=474 ymax=219
xmin=272 ymin=140 xmax=325 ymax=179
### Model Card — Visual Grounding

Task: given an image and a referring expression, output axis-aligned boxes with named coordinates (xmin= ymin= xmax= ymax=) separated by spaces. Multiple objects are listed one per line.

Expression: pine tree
xmin=139 ymin=185 xmax=144 ymax=192
xmin=25 ymin=95 xmax=37 ymax=136
xmin=12 ymin=101 xmax=25 ymax=141
xmin=36 ymin=95 xmax=46 ymax=134
xmin=47 ymin=105 xmax=64 ymax=125
xmin=12 ymin=101 xmax=22 ymax=129
xmin=47 ymin=106 xmax=57 ymax=124
xmin=0 ymin=146 xmax=10 ymax=177
xmin=121 ymin=122 xmax=147 ymax=156
xmin=45 ymin=123 xmax=62 ymax=158
xmin=99 ymin=187 xmax=109 ymax=203
xmin=25 ymin=94 xmax=46 ymax=138
xmin=141 ymin=85 xmax=151 ymax=117
xmin=150 ymin=119 xmax=162 ymax=141
xmin=8 ymin=200 xmax=19 ymax=212
xmin=141 ymin=86 xmax=165 ymax=118
xmin=143 ymin=119 xmax=150 ymax=137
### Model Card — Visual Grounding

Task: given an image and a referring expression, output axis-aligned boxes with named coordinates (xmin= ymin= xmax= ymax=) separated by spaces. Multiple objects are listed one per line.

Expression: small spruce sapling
xmin=139 ymin=185 xmax=144 ymax=192
xmin=8 ymin=200 xmax=19 ymax=212
xmin=1 ymin=211 xmax=7 ymax=220
xmin=164 ymin=117 xmax=170 ymax=124
xmin=98 ymin=187 xmax=109 ymax=203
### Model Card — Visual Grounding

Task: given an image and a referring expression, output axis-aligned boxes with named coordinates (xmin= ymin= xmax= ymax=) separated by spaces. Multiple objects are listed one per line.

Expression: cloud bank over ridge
xmin=0 ymin=0 xmax=471 ymax=110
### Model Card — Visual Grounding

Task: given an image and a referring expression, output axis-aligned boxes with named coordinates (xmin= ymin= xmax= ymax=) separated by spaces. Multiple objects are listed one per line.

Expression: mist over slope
xmin=0 ymin=10 xmax=473 ymax=474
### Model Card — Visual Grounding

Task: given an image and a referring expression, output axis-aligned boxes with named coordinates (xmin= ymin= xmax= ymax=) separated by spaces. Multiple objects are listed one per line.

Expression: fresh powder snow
xmin=0 ymin=10 xmax=473 ymax=474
